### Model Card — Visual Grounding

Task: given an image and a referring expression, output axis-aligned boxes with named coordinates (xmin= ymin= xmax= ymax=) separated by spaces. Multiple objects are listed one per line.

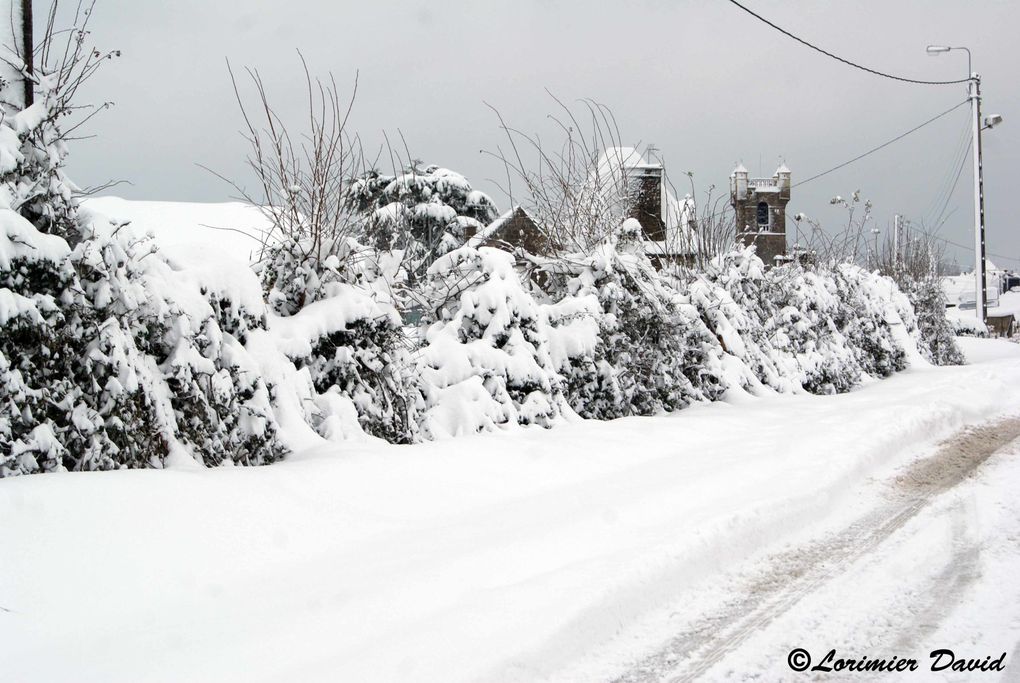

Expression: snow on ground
xmin=2 ymin=324 xmax=1020 ymax=682
xmin=692 ymin=427 xmax=1020 ymax=682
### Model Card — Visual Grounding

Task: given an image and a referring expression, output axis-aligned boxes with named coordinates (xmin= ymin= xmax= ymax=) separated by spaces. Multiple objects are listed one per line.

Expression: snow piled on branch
xmin=419 ymin=246 xmax=564 ymax=437
xmin=540 ymin=220 xmax=726 ymax=419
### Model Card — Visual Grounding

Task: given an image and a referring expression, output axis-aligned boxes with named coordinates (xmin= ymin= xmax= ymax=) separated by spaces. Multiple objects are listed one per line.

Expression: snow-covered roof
xmin=467 ymin=205 xmax=539 ymax=249
xmin=731 ymin=163 xmax=748 ymax=176
xmin=776 ymin=163 xmax=791 ymax=174
xmin=597 ymin=146 xmax=658 ymax=173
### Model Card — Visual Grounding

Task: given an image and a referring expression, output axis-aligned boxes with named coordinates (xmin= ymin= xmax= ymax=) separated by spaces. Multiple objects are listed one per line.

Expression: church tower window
xmin=756 ymin=202 xmax=770 ymax=229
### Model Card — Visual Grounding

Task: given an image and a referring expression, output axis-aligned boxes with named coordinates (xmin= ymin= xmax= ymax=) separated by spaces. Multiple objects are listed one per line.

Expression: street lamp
xmin=926 ymin=44 xmax=1003 ymax=326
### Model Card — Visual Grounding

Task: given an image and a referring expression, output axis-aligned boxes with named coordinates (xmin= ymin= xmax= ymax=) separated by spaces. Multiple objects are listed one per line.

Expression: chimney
xmin=629 ymin=165 xmax=665 ymax=242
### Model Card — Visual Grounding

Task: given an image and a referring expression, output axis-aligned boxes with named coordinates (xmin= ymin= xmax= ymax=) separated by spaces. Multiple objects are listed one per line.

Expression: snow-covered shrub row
xmin=291 ymin=232 xmax=931 ymax=443
xmin=0 ymin=66 xmax=943 ymax=472
xmin=699 ymin=250 xmax=925 ymax=395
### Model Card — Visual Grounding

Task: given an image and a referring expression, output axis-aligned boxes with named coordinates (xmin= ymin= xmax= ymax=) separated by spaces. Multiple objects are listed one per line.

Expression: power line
xmin=902 ymin=223 xmax=1020 ymax=266
xmin=930 ymin=139 xmax=971 ymax=231
xmin=921 ymin=117 xmax=971 ymax=227
xmin=726 ymin=0 xmax=971 ymax=86
xmin=692 ymin=101 xmax=968 ymax=225
xmin=792 ymin=100 xmax=968 ymax=189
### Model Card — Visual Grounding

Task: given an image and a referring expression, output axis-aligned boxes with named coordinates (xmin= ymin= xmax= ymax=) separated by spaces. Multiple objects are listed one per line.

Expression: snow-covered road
xmin=2 ymin=338 xmax=1020 ymax=683
xmin=612 ymin=416 xmax=1020 ymax=682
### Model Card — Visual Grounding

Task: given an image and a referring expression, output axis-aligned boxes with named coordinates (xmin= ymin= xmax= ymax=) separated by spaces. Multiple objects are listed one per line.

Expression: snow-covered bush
xmin=148 ymin=291 xmax=284 ymax=467
xmin=0 ymin=58 xmax=180 ymax=475
xmin=831 ymin=265 xmax=908 ymax=378
xmin=948 ymin=313 xmax=987 ymax=339
xmin=259 ymin=237 xmax=362 ymax=316
xmin=418 ymin=246 xmax=562 ymax=437
xmin=1 ymin=209 xmax=91 ymax=474
xmin=346 ymin=164 xmax=499 ymax=284
xmin=0 ymin=206 xmax=182 ymax=475
xmin=689 ymin=248 xmax=795 ymax=394
xmin=761 ymin=263 xmax=864 ymax=395
xmin=271 ymin=287 xmax=423 ymax=444
xmin=218 ymin=57 xmax=368 ymax=318
xmin=70 ymin=217 xmax=286 ymax=469
xmin=539 ymin=220 xmax=725 ymax=419
xmin=904 ymin=277 xmax=965 ymax=365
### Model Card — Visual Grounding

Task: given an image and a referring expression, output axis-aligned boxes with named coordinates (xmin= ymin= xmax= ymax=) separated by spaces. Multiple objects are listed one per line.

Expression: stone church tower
xmin=730 ymin=163 xmax=791 ymax=266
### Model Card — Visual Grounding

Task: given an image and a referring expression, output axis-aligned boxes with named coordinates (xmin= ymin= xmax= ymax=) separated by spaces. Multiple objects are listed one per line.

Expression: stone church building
xmin=730 ymin=163 xmax=791 ymax=266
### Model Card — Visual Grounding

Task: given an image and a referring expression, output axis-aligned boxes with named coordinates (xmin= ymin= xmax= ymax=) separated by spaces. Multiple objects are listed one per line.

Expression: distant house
xmin=465 ymin=205 xmax=553 ymax=255
xmin=464 ymin=146 xmax=696 ymax=269
xmin=942 ymin=259 xmax=1008 ymax=308
xmin=730 ymin=164 xmax=791 ymax=267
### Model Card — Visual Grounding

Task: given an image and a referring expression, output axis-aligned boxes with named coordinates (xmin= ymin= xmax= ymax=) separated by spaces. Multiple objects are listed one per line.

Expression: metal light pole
xmin=893 ymin=214 xmax=901 ymax=272
xmin=870 ymin=227 xmax=880 ymax=270
xmin=926 ymin=46 xmax=1004 ymax=325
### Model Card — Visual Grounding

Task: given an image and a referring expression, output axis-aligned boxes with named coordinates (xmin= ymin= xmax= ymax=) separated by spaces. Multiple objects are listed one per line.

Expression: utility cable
xmin=930 ymin=139 xmax=971 ymax=231
xmin=921 ymin=117 xmax=972 ymax=227
xmin=792 ymin=100 xmax=968 ymax=189
xmin=726 ymin=0 xmax=972 ymax=86
xmin=902 ymin=223 xmax=1020 ymax=266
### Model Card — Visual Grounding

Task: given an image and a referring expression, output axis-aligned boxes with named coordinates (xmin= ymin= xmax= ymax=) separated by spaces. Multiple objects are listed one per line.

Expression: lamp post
xmin=870 ymin=227 xmax=880 ymax=270
xmin=926 ymin=45 xmax=1003 ymax=325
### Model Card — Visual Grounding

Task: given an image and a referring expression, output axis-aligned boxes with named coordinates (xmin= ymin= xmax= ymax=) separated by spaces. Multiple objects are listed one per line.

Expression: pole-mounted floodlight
xmin=926 ymin=45 xmax=952 ymax=54
xmin=984 ymin=114 xmax=1003 ymax=130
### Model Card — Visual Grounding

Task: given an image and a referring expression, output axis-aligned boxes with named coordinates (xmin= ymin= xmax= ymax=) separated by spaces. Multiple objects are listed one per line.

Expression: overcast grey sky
xmin=65 ymin=0 xmax=1019 ymax=268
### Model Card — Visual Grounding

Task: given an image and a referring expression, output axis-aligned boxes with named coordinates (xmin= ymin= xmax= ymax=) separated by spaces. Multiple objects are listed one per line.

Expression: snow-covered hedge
xmin=3 ymin=195 xmax=949 ymax=477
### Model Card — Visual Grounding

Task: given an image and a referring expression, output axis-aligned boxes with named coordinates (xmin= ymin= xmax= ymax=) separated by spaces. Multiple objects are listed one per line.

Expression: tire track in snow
xmin=613 ymin=415 xmax=1020 ymax=683
xmin=889 ymin=501 xmax=981 ymax=655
